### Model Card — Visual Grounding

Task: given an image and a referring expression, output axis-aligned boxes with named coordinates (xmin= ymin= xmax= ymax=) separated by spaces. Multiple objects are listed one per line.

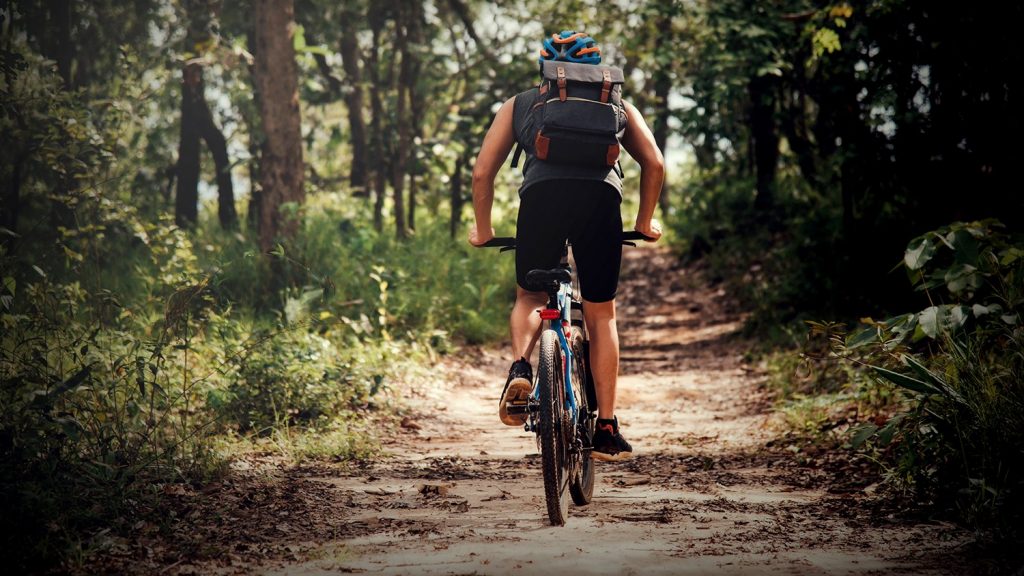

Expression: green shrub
xmin=213 ymin=327 xmax=375 ymax=434
xmin=285 ymin=193 xmax=516 ymax=345
xmin=0 ymin=254 xmax=224 ymax=570
xmin=836 ymin=220 xmax=1024 ymax=530
xmin=667 ymin=167 xmax=844 ymax=338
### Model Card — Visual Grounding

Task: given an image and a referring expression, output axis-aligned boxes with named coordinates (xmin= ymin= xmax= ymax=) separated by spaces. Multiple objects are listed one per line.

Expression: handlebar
xmin=477 ymin=231 xmax=655 ymax=250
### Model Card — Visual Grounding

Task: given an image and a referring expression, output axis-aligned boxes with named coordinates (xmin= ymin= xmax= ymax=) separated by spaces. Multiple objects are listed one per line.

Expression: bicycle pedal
xmin=507 ymin=403 xmax=535 ymax=416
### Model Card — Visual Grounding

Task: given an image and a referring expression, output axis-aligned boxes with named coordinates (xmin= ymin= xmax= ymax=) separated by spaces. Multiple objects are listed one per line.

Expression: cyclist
xmin=468 ymin=30 xmax=664 ymax=462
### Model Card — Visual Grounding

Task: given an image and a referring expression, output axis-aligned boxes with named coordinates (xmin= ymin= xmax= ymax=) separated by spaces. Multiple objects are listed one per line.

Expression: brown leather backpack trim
xmin=535 ymin=132 xmax=551 ymax=160
xmin=606 ymin=143 xmax=620 ymax=166
xmin=600 ymin=69 xmax=612 ymax=103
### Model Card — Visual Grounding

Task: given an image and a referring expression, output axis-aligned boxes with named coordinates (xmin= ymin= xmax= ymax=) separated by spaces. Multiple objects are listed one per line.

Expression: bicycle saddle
xmin=526 ymin=268 xmax=572 ymax=286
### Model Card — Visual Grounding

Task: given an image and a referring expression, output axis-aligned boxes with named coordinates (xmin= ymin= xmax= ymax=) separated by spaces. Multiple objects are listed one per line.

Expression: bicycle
xmin=480 ymin=231 xmax=650 ymax=525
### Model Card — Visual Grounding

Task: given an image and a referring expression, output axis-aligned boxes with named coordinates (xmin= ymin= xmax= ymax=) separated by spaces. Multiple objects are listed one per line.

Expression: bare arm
xmin=468 ymin=97 xmax=516 ymax=246
xmin=621 ymin=100 xmax=666 ymax=241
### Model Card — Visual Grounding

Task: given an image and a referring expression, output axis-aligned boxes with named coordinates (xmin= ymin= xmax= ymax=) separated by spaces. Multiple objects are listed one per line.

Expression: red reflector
xmin=538 ymin=309 xmax=561 ymax=320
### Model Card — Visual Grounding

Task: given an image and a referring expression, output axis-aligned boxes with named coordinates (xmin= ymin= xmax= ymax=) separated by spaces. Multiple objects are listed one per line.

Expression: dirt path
xmin=102 ymin=246 xmax=984 ymax=575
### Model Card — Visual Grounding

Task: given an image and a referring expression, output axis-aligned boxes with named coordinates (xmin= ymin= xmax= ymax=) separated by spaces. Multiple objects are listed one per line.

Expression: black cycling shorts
xmin=515 ymin=179 xmax=623 ymax=303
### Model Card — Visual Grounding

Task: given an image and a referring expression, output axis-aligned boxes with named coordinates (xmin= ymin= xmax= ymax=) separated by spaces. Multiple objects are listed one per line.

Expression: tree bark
xmin=175 ymin=1 xmax=237 ymax=230
xmin=367 ymin=8 xmax=387 ymax=231
xmin=175 ymin=62 xmax=202 ymax=228
xmin=390 ymin=1 xmax=410 ymax=239
xmin=339 ymin=5 xmax=369 ymax=194
xmin=749 ymin=74 xmax=779 ymax=212
xmin=406 ymin=1 xmax=424 ymax=233
xmin=175 ymin=61 xmax=237 ymax=229
xmin=252 ymin=0 xmax=305 ymax=254
xmin=199 ymin=109 xmax=238 ymax=230
xmin=245 ymin=24 xmax=262 ymax=233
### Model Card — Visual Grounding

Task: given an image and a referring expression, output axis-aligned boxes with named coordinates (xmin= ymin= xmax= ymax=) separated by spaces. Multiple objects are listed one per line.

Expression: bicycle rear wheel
xmin=568 ymin=326 xmax=595 ymax=505
xmin=538 ymin=328 xmax=569 ymax=525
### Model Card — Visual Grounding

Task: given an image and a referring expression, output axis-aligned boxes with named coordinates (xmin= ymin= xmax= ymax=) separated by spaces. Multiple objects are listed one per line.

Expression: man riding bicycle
xmin=468 ymin=30 xmax=665 ymax=462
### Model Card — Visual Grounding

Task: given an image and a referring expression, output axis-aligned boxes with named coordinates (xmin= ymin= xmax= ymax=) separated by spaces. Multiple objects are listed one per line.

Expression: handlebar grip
xmin=622 ymin=231 xmax=654 ymax=244
xmin=479 ymin=237 xmax=517 ymax=249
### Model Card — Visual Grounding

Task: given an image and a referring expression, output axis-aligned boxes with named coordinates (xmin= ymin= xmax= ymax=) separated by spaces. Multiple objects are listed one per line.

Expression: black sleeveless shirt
xmin=511 ymin=88 xmax=623 ymax=198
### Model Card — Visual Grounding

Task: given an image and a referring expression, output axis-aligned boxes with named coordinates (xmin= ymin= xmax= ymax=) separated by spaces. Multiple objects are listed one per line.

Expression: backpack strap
xmin=600 ymin=69 xmax=612 ymax=103
xmin=511 ymin=143 xmax=524 ymax=168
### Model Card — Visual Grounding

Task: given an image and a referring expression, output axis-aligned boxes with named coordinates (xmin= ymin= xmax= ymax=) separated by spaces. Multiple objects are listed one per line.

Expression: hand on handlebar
xmin=468 ymin=226 xmax=495 ymax=247
xmin=633 ymin=218 xmax=662 ymax=242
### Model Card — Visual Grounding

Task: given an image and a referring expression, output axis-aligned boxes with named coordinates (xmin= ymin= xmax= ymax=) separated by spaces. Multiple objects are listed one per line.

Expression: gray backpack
xmin=511 ymin=60 xmax=627 ymax=173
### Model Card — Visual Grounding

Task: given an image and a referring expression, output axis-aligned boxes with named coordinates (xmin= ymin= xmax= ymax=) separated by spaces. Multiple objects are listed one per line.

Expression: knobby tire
xmin=568 ymin=326 xmax=595 ymax=505
xmin=538 ymin=329 xmax=569 ymax=525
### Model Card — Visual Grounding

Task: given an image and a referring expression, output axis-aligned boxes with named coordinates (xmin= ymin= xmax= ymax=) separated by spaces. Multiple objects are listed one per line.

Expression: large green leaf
xmin=850 ymin=423 xmax=878 ymax=448
xmin=917 ymin=306 xmax=941 ymax=338
xmin=871 ymin=365 xmax=941 ymax=395
xmin=845 ymin=325 xmax=879 ymax=349
xmin=903 ymin=355 xmax=965 ymax=405
xmin=905 ymin=236 xmax=936 ymax=270
xmin=944 ymin=263 xmax=981 ymax=294
xmin=948 ymin=229 xmax=980 ymax=265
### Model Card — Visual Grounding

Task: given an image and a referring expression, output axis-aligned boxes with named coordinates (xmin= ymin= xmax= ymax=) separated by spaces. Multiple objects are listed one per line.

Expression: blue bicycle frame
xmin=535 ymin=278 xmax=580 ymax=425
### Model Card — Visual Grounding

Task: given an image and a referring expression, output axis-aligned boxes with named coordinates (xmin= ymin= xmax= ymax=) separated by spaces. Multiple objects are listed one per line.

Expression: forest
xmin=1 ymin=0 xmax=1022 ymax=573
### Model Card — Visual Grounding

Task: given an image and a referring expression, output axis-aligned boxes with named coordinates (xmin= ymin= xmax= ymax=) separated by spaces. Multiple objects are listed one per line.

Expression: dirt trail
xmin=106 ymin=246 xmax=982 ymax=575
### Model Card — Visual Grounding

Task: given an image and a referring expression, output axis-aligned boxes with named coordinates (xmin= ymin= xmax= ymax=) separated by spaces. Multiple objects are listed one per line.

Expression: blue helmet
xmin=539 ymin=30 xmax=601 ymax=65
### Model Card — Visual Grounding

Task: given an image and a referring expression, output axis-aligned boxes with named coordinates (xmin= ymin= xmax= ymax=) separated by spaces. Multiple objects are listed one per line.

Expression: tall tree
xmin=366 ymin=3 xmax=388 ymax=231
xmin=338 ymin=1 xmax=369 ymax=194
xmin=390 ymin=0 xmax=415 ymax=239
xmin=252 ymin=0 xmax=304 ymax=253
xmin=406 ymin=1 xmax=425 ymax=232
xmin=174 ymin=0 xmax=237 ymax=229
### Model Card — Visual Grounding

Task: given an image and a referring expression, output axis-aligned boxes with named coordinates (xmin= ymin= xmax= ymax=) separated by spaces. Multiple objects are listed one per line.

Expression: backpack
xmin=511 ymin=60 xmax=627 ymax=174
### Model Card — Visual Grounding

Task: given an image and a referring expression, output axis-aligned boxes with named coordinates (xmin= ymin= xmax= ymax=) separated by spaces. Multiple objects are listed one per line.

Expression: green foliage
xmin=286 ymin=193 xmax=517 ymax=346
xmin=214 ymin=327 xmax=375 ymax=434
xmin=0 ymin=250 xmax=224 ymax=570
xmin=832 ymin=222 xmax=1024 ymax=531
xmin=668 ymin=166 xmax=844 ymax=337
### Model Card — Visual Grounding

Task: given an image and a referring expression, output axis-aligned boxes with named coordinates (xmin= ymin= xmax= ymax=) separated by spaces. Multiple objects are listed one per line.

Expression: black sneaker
xmin=499 ymin=358 xmax=533 ymax=426
xmin=591 ymin=416 xmax=633 ymax=461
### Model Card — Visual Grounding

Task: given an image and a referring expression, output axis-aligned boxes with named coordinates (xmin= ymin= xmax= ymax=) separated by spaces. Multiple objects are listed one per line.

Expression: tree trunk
xmin=175 ymin=62 xmax=202 ymax=228
xmin=175 ymin=61 xmax=236 ymax=229
xmin=245 ymin=24 xmax=262 ymax=233
xmin=749 ymin=74 xmax=779 ymax=212
xmin=339 ymin=5 xmax=369 ymax=194
xmin=175 ymin=1 xmax=237 ymax=230
xmin=252 ymin=0 xmax=305 ymax=254
xmin=390 ymin=1 xmax=411 ymax=239
xmin=199 ymin=109 xmax=238 ymax=230
xmin=367 ymin=9 xmax=387 ymax=231
xmin=406 ymin=2 xmax=424 ymax=233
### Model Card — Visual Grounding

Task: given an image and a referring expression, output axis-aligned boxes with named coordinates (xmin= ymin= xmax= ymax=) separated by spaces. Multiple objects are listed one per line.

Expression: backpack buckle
xmin=556 ymin=66 xmax=567 ymax=102
xmin=600 ymin=69 xmax=612 ymax=103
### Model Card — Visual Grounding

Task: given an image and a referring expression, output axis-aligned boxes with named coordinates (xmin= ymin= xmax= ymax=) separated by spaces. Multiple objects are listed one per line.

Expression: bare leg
xmin=582 ymin=299 xmax=619 ymax=420
xmin=510 ymin=286 xmax=547 ymax=362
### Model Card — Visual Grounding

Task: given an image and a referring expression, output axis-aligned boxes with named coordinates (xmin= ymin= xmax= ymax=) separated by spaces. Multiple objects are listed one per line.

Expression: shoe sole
xmin=499 ymin=378 xmax=532 ymax=426
xmin=591 ymin=450 xmax=634 ymax=462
